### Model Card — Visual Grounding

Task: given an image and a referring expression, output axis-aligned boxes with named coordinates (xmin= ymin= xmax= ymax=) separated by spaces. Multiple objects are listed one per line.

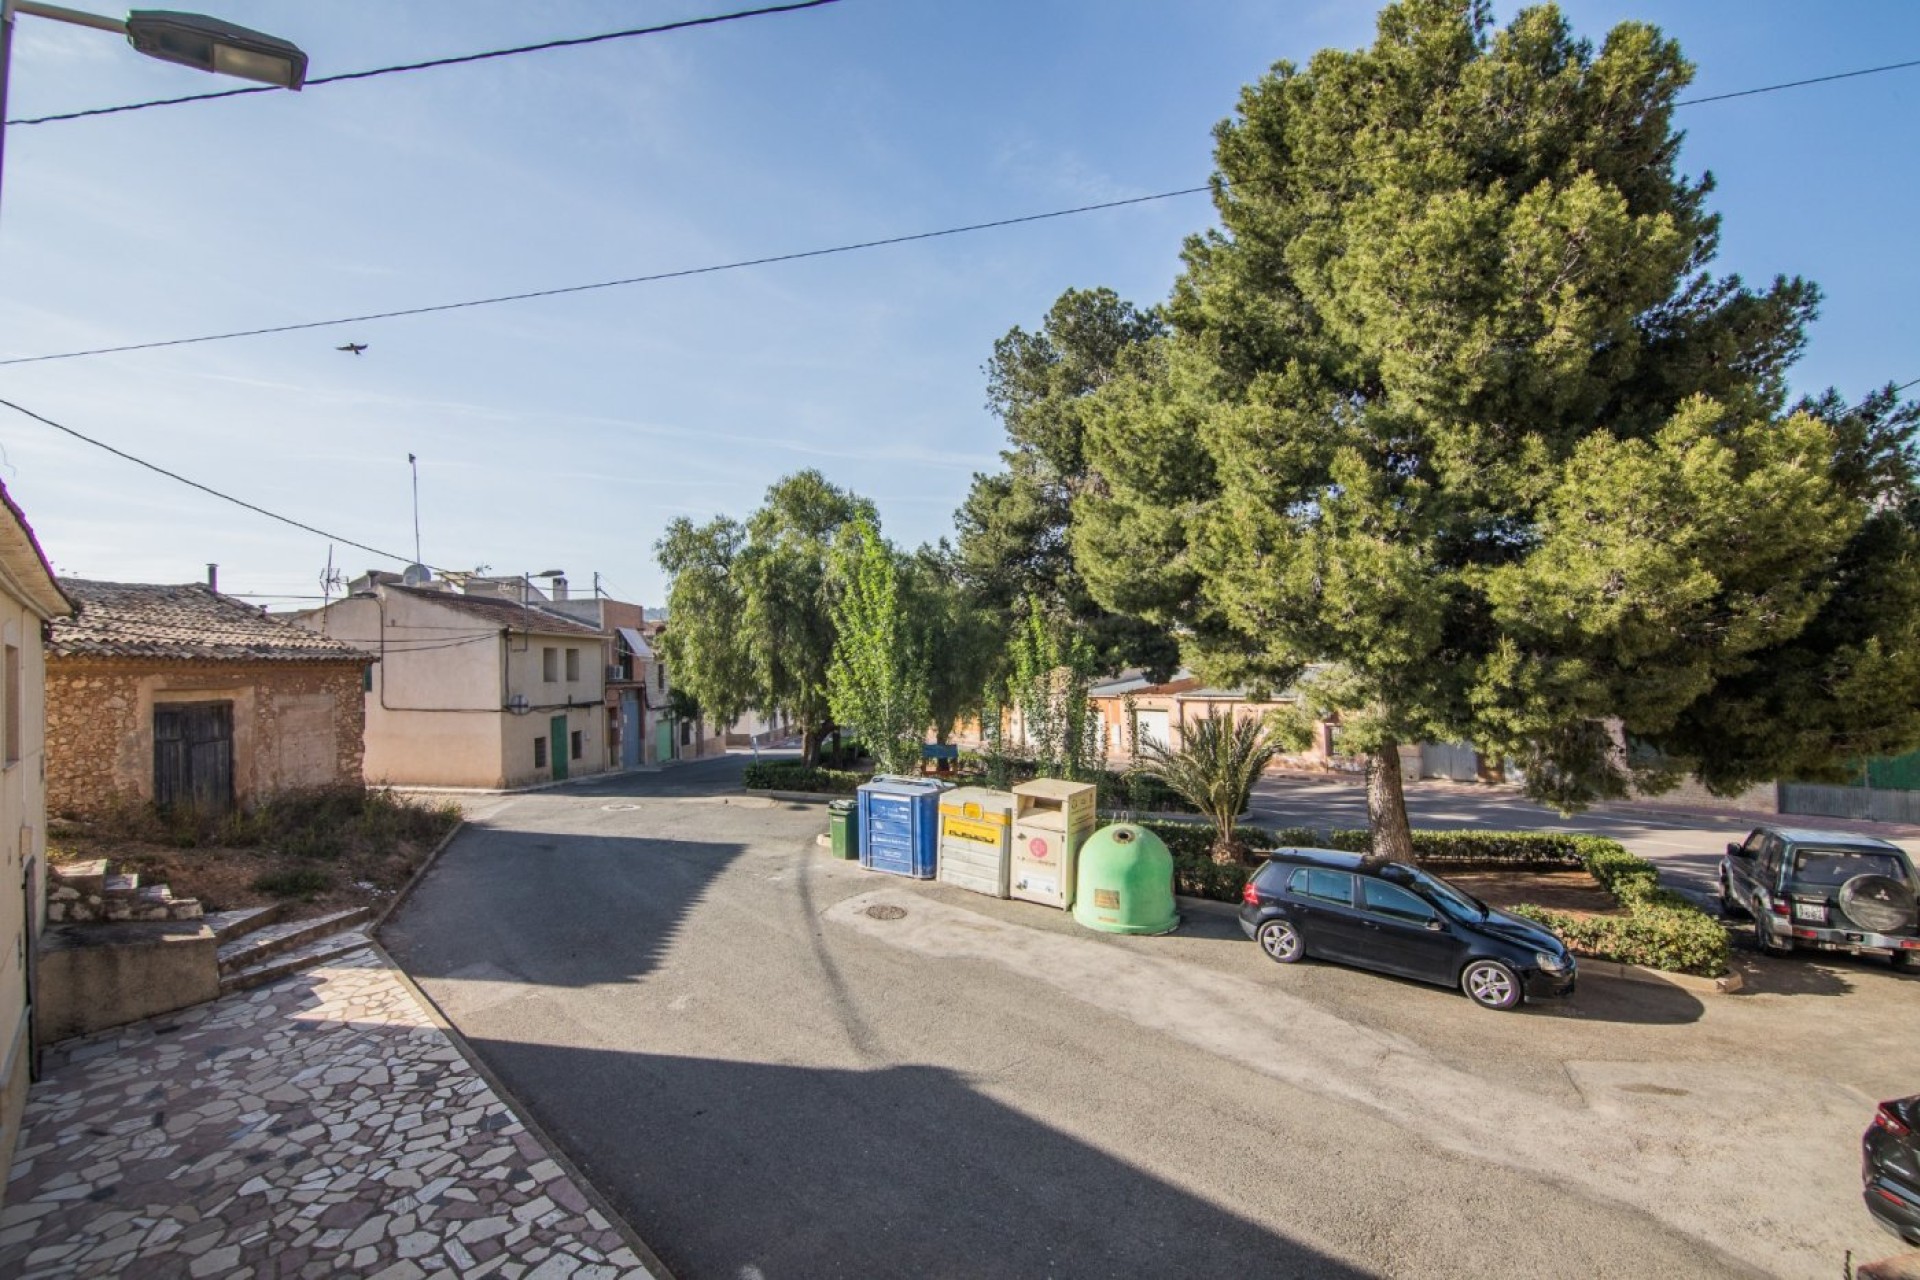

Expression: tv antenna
xmin=318 ymin=545 xmax=344 ymax=605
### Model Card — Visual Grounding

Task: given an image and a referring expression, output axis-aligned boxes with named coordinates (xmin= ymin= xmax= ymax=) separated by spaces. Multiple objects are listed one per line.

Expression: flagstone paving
xmin=0 ymin=946 xmax=660 ymax=1279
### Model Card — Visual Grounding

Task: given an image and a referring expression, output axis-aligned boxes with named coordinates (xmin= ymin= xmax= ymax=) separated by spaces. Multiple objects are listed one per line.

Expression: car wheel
xmin=1752 ymin=904 xmax=1791 ymax=956
xmin=1719 ymin=876 xmax=1745 ymax=919
xmin=1256 ymin=918 xmax=1305 ymax=965
xmin=1460 ymin=959 xmax=1522 ymax=1011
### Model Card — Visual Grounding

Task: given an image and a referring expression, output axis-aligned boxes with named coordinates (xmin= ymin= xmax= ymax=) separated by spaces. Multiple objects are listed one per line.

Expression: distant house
xmin=1085 ymin=669 xmax=1343 ymax=765
xmin=45 ymin=578 xmax=372 ymax=818
xmin=541 ymin=589 xmax=672 ymax=768
xmin=0 ymin=484 xmax=72 ymax=1188
xmin=293 ymin=574 xmax=610 ymax=788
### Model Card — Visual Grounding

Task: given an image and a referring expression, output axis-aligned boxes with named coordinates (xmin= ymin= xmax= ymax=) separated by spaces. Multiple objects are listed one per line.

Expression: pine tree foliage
xmin=1070 ymin=0 xmax=1920 ymax=856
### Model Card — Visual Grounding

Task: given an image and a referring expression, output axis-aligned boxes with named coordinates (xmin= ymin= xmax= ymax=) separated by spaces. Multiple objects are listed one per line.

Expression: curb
xmin=1572 ymin=954 xmax=1743 ymax=994
xmin=369 ymin=939 xmax=678 ymax=1280
xmin=373 ymin=818 xmax=466 ymax=934
xmin=742 ymin=788 xmax=842 ymax=804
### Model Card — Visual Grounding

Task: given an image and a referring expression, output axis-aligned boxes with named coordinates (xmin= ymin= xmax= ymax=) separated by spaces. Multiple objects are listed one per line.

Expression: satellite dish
xmin=401 ymin=563 xmax=433 ymax=587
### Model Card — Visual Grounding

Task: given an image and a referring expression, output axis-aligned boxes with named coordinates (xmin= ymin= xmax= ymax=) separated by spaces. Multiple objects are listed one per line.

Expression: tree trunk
xmin=801 ymin=725 xmax=822 ymax=767
xmin=1365 ymin=742 xmax=1415 ymax=867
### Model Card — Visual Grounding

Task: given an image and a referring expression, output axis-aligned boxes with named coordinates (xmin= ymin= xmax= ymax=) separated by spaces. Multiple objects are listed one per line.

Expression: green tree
xmin=653 ymin=517 xmax=752 ymax=730
xmin=1137 ymin=712 xmax=1283 ymax=865
xmin=1072 ymin=0 xmax=1920 ymax=861
xmin=1004 ymin=598 xmax=1101 ymax=781
xmin=656 ymin=470 xmax=874 ymax=764
xmin=827 ymin=520 xmax=928 ymax=776
xmin=903 ymin=542 xmax=1001 ymax=745
xmin=956 ymin=288 xmax=1181 ymax=679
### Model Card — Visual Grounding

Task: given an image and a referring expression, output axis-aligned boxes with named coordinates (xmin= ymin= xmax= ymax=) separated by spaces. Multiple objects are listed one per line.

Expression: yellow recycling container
xmin=937 ymin=787 xmax=1014 ymax=898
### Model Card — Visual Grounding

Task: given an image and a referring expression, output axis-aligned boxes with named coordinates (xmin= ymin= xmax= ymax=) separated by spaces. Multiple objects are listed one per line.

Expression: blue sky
xmin=1 ymin=0 xmax=1915 ymax=609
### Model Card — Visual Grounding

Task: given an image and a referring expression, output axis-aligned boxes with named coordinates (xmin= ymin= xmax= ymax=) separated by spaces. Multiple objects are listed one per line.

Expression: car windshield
xmin=1403 ymin=867 xmax=1486 ymax=919
xmin=1792 ymin=848 xmax=1908 ymax=888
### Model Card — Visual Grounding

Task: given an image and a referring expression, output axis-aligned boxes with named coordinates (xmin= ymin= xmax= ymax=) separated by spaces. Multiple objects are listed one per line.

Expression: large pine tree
xmin=1072 ymin=0 xmax=1920 ymax=858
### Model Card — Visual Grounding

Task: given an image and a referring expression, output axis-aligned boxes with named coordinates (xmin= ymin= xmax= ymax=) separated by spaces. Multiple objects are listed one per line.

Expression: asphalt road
xmin=384 ymin=756 xmax=1919 ymax=1280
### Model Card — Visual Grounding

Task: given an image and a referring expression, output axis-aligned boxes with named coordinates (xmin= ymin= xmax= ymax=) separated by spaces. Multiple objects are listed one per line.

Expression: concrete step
xmin=103 ymin=872 xmax=140 ymax=896
xmin=136 ymin=883 xmax=176 ymax=904
xmin=216 ymin=906 xmax=373 ymax=976
xmin=202 ymin=904 xmax=287 ymax=944
xmin=218 ymin=926 xmax=375 ymax=995
xmin=55 ymin=859 xmax=110 ymax=895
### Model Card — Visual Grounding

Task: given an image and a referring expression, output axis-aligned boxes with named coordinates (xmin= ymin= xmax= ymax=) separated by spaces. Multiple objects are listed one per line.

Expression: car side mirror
xmin=1424 ymin=919 xmax=1445 ymax=932
xmin=1726 ymin=842 xmax=1747 ymax=859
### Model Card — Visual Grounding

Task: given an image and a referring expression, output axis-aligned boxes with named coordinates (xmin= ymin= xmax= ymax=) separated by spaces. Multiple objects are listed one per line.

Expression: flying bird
xmin=337 ymin=343 xmax=367 ymax=355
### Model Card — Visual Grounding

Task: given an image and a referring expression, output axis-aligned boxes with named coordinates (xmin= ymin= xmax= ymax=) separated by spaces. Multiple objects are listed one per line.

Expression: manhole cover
xmin=601 ymin=803 xmax=640 ymax=812
xmin=864 ymin=904 xmax=908 ymax=921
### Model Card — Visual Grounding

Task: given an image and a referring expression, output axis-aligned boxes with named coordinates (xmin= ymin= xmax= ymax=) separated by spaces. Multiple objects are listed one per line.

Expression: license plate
xmin=1793 ymin=902 xmax=1827 ymax=923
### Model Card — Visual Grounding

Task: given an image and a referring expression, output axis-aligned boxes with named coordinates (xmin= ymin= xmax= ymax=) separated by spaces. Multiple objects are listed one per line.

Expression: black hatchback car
xmin=1864 ymin=1095 xmax=1920 ymax=1245
xmin=1238 ymin=848 xmax=1576 ymax=1011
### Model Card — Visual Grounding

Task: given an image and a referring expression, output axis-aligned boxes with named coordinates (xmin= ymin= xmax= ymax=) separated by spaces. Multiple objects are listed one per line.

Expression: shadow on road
xmin=467 ymin=1040 xmax=1373 ymax=1280
xmin=383 ymin=824 xmax=747 ymax=989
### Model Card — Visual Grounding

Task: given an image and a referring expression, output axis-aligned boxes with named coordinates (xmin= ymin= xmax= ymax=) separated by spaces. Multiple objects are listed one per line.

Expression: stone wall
xmin=46 ymin=659 xmax=366 ymax=817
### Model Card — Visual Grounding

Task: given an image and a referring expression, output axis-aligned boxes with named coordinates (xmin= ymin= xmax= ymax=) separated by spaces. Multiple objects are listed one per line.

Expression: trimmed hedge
xmin=742 ymin=761 xmax=868 ymax=794
xmin=1145 ymin=820 xmax=1729 ymax=977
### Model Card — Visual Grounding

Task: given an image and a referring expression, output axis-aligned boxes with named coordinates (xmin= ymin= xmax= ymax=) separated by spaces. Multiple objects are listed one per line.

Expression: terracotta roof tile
xmin=51 ymin=580 xmax=373 ymax=663
xmin=388 ymin=585 xmax=604 ymax=636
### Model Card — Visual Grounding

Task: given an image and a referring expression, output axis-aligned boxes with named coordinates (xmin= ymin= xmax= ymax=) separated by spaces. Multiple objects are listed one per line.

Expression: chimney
xmin=206 ymin=563 xmax=218 ymax=593
xmin=552 ymin=576 xmax=568 ymax=602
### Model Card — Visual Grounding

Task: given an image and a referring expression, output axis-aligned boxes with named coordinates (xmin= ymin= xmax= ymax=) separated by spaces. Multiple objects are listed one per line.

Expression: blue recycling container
xmin=857 ymin=777 xmax=943 ymax=879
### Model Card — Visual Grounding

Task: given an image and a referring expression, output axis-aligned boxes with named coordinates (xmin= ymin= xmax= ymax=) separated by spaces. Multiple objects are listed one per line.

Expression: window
xmin=3 ymin=645 xmax=17 ymax=766
xmin=565 ymin=648 xmax=580 ymax=681
xmin=362 ymin=664 xmax=373 ymax=693
xmin=542 ymin=647 xmax=558 ymax=682
xmin=1361 ymin=879 xmax=1438 ymax=924
xmin=656 ymin=661 xmax=666 ymax=692
xmin=570 ymin=729 xmax=583 ymax=761
xmin=534 ymin=736 xmax=548 ymax=768
xmin=1287 ymin=867 xmax=1354 ymax=906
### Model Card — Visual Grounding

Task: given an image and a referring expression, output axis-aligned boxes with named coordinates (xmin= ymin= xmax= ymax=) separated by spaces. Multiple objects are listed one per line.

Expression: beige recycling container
xmin=1009 ymin=778 xmax=1098 ymax=909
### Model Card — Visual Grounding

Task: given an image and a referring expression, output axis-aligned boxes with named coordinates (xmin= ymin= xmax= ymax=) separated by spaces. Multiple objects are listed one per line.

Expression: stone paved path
xmin=0 ymin=946 xmax=661 ymax=1279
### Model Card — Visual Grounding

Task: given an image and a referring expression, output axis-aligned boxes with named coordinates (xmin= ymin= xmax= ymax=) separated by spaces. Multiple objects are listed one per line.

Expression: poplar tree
xmin=1072 ymin=0 xmax=1920 ymax=859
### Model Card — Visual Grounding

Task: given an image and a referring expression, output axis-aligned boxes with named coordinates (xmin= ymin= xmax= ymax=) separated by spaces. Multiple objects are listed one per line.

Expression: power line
xmin=0 ymin=394 xmax=423 ymax=566
xmin=0 ymin=186 xmax=1212 ymax=366
xmin=4 ymin=0 xmax=842 ymax=127
xmin=1675 ymin=57 xmax=1920 ymax=107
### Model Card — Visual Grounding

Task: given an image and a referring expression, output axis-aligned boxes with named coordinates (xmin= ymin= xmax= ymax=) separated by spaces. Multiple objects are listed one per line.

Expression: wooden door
xmin=154 ymin=702 xmax=233 ymax=814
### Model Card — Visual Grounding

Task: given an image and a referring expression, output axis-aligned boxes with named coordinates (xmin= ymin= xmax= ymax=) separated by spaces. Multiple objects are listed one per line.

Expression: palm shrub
xmin=1136 ymin=712 xmax=1280 ymax=865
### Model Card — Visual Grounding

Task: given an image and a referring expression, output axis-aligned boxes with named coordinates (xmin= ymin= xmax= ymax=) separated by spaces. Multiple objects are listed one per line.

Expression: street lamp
xmin=0 ymin=1 xmax=307 ymax=214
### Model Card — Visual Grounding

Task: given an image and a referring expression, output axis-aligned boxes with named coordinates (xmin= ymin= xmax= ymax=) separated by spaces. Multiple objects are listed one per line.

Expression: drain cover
xmin=864 ymin=904 xmax=908 ymax=921
xmin=601 ymin=803 xmax=640 ymax=812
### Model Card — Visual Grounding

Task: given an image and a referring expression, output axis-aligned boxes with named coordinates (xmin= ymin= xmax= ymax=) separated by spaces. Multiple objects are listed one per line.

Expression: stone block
xmin=34 ymin=921 xmax=220 ymax=1044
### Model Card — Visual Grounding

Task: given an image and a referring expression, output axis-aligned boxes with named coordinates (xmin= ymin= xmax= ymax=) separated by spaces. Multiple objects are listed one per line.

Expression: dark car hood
xmin=1473 ymin=909 xmax=1567 ymax=955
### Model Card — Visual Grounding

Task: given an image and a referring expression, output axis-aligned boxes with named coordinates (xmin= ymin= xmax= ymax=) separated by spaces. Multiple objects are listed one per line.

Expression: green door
xmin=551 ymin=715 xmax=569 ymax=781
xmin=655 ymin=718 xmax=674 ymax=763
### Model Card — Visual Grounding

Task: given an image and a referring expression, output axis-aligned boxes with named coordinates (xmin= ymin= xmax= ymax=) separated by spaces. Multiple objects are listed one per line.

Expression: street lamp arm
xmin=13 ymin=2 xmax=123 ymax=35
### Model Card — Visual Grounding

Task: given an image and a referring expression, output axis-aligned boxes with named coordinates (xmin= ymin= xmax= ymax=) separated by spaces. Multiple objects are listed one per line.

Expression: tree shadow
xmin=381 ymin=826 xmax=749 ymax=989
xmin=1726 ymin=944 xmax=1916 ymax=997
xmin=466 ymin=1041 xmax=1373 ymax=1280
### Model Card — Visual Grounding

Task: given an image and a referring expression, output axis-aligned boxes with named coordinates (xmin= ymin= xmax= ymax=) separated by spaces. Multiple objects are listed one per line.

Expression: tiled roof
xmin=389 ymin=585 xmax=604 ymax=636
xmin=0 ymin=482 xmax=71 ymax=620
xmin=51 ymin=580 xmax=373 ymax=663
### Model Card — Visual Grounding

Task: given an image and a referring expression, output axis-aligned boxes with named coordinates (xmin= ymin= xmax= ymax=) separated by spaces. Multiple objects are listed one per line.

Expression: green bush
xmin=742 ymin=761 xmax=868 ymax=793
xmin=1507 ymin=903 xmax=1729 ymax=977
xmin=254 ymin=866 xmax=333 ymax=899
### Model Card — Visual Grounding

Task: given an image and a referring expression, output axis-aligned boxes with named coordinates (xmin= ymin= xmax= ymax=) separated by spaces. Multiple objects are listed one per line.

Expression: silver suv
xmin=1720 ymin=825 xmax=1919 ymax=969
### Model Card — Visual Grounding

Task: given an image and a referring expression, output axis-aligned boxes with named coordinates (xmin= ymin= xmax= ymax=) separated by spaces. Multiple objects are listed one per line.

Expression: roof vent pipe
xmin=207 ymin=563 xmax=219 ymax=592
